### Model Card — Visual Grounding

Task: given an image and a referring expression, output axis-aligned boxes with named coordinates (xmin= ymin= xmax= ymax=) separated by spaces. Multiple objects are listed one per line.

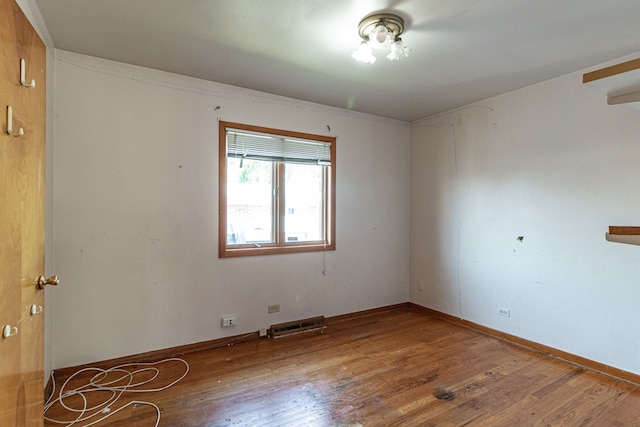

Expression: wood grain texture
xmin=583 ymin=58 xmax=640 ymax=83
xmin=51 ymin=304 xmax=409 ymax=383
xmin=0 ymin=0 xmax=46 ymax=425
xmin=608 ymin=226 xmax=640 ymax=235
xmin=45 ymin=307 xmax=640 ymax=426
xmin=410 ymin=303 xmax=640 ymax=386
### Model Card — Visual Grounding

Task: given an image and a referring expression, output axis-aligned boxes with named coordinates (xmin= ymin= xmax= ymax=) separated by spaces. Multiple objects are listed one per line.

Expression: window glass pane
xmin=226 ymin=158 xmax=274 ymax=245
xmin=284 ymin=163 xmax=325 ymax=242
xmin=220 ymin=121 xmax=335 ymax=257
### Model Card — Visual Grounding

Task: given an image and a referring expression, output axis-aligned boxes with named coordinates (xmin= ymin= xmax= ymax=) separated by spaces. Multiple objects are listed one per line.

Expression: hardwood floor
xmin=44 ymin=307 xmax=640 ymax=426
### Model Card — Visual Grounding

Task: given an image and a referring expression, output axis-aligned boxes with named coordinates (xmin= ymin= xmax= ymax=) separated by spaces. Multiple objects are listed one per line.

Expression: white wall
xmin=51 ymin=51 xmax=410 ymax=369
xmin=410 ymin=53 xmax=640 ymax=374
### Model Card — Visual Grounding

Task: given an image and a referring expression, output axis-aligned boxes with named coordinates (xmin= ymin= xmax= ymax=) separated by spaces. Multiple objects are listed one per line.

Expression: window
xmin=219 ymin=121 xmax=336 ymax=257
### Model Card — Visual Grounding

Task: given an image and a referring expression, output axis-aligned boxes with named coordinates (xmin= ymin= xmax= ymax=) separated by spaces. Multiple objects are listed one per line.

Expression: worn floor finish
xmin=44 ymin=308 xmax=640 ymax=426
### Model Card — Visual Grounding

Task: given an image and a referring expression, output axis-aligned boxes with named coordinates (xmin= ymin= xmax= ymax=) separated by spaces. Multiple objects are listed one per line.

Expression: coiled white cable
xmin=44 ymin=357 xmax=189 ymax=427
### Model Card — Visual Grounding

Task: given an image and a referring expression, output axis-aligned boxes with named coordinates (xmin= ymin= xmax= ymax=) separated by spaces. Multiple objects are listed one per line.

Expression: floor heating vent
xmin=270 ymin=316 xmax=326 ymax=338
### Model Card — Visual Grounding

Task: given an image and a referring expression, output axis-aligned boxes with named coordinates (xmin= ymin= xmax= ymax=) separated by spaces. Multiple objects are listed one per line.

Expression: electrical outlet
xmin=221 ymin=316 xmax=236 ymax=327
xmin=268 ymin=304 xmax=280 ymax=313
xmin=497 ymin=307 xmax=510 ymax=317
xmin=418 ymin=280 xmax=424 ymax=291
xmin=259 ymin=328 xmax=268 ymax=338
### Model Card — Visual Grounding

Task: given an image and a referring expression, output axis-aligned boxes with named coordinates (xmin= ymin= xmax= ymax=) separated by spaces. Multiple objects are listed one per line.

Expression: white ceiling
xmin=34 ymin=0 xmax=640 ymax=122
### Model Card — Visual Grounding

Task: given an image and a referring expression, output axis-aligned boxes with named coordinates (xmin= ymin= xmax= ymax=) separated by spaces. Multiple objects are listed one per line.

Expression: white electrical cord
xmin=44 ymin=357 xmax=189 ymax=427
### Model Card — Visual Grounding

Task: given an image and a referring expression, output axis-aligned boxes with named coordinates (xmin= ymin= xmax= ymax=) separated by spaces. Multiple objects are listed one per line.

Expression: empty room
xmin=3 ymin=0 xmax=640 ymax=425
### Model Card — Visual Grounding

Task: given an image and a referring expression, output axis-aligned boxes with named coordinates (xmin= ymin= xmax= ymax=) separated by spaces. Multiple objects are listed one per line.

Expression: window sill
xmin=220 ymin=243 xmax=335 ymax=258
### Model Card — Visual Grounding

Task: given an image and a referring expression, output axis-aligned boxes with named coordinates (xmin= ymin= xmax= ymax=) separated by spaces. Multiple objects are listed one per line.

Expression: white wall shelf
xmin=606 ymin=226 xmax=640 ymax=246
xmin=583 ymin=58 xmax=640 ymax=111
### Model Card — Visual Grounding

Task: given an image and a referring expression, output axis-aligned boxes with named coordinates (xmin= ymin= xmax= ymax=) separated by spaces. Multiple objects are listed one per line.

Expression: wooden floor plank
xmin=44 ymin=308 xmax=640 ymax=426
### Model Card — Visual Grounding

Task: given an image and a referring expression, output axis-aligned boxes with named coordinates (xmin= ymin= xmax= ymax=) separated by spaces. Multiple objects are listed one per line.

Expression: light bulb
xmin=368 ymin=25 xmax=392 ymax=49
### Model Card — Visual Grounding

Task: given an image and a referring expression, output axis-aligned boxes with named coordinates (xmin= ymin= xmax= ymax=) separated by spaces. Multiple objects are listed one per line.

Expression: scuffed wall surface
xmin=410 ymin=54 xmax=640 ymax=374
xmin=52 ymin=51 xmax=410 ymax=368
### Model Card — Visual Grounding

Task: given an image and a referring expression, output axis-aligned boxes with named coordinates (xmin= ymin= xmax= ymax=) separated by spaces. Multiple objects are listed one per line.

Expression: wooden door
xmin=0 ymin=0 xmax=47 ymax=425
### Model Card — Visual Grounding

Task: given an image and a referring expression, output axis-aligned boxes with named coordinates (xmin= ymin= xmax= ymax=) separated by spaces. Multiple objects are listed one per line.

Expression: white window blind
xmin=226 ymin=128 xmax=332 ymax=166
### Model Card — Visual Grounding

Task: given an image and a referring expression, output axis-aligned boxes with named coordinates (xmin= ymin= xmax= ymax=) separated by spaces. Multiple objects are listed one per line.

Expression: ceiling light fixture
xmin=352 ymin=13 xmax=410 ymax=64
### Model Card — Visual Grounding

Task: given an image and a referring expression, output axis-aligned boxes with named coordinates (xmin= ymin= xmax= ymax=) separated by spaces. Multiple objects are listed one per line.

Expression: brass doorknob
xmin=37 ymin=275 xmax=59 ymax=289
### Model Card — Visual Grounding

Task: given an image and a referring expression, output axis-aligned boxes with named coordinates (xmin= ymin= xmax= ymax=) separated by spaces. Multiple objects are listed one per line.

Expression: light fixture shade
xmin=386 ymin=39 xmax=410 ymax=61
xmin=353 ymin=13 xmax=409 ymax=63
xmin=352 ymin=41 xmax=376 ymax=63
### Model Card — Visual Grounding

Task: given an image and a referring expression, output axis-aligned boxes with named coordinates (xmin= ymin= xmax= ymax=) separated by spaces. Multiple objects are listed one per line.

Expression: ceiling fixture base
xmin=357 ymin=13 xmax=405 ymax=41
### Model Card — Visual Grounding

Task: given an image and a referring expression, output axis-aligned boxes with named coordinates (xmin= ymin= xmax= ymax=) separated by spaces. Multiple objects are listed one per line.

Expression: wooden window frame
xmin=219 ymin=121 xmax=336 ymax=258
